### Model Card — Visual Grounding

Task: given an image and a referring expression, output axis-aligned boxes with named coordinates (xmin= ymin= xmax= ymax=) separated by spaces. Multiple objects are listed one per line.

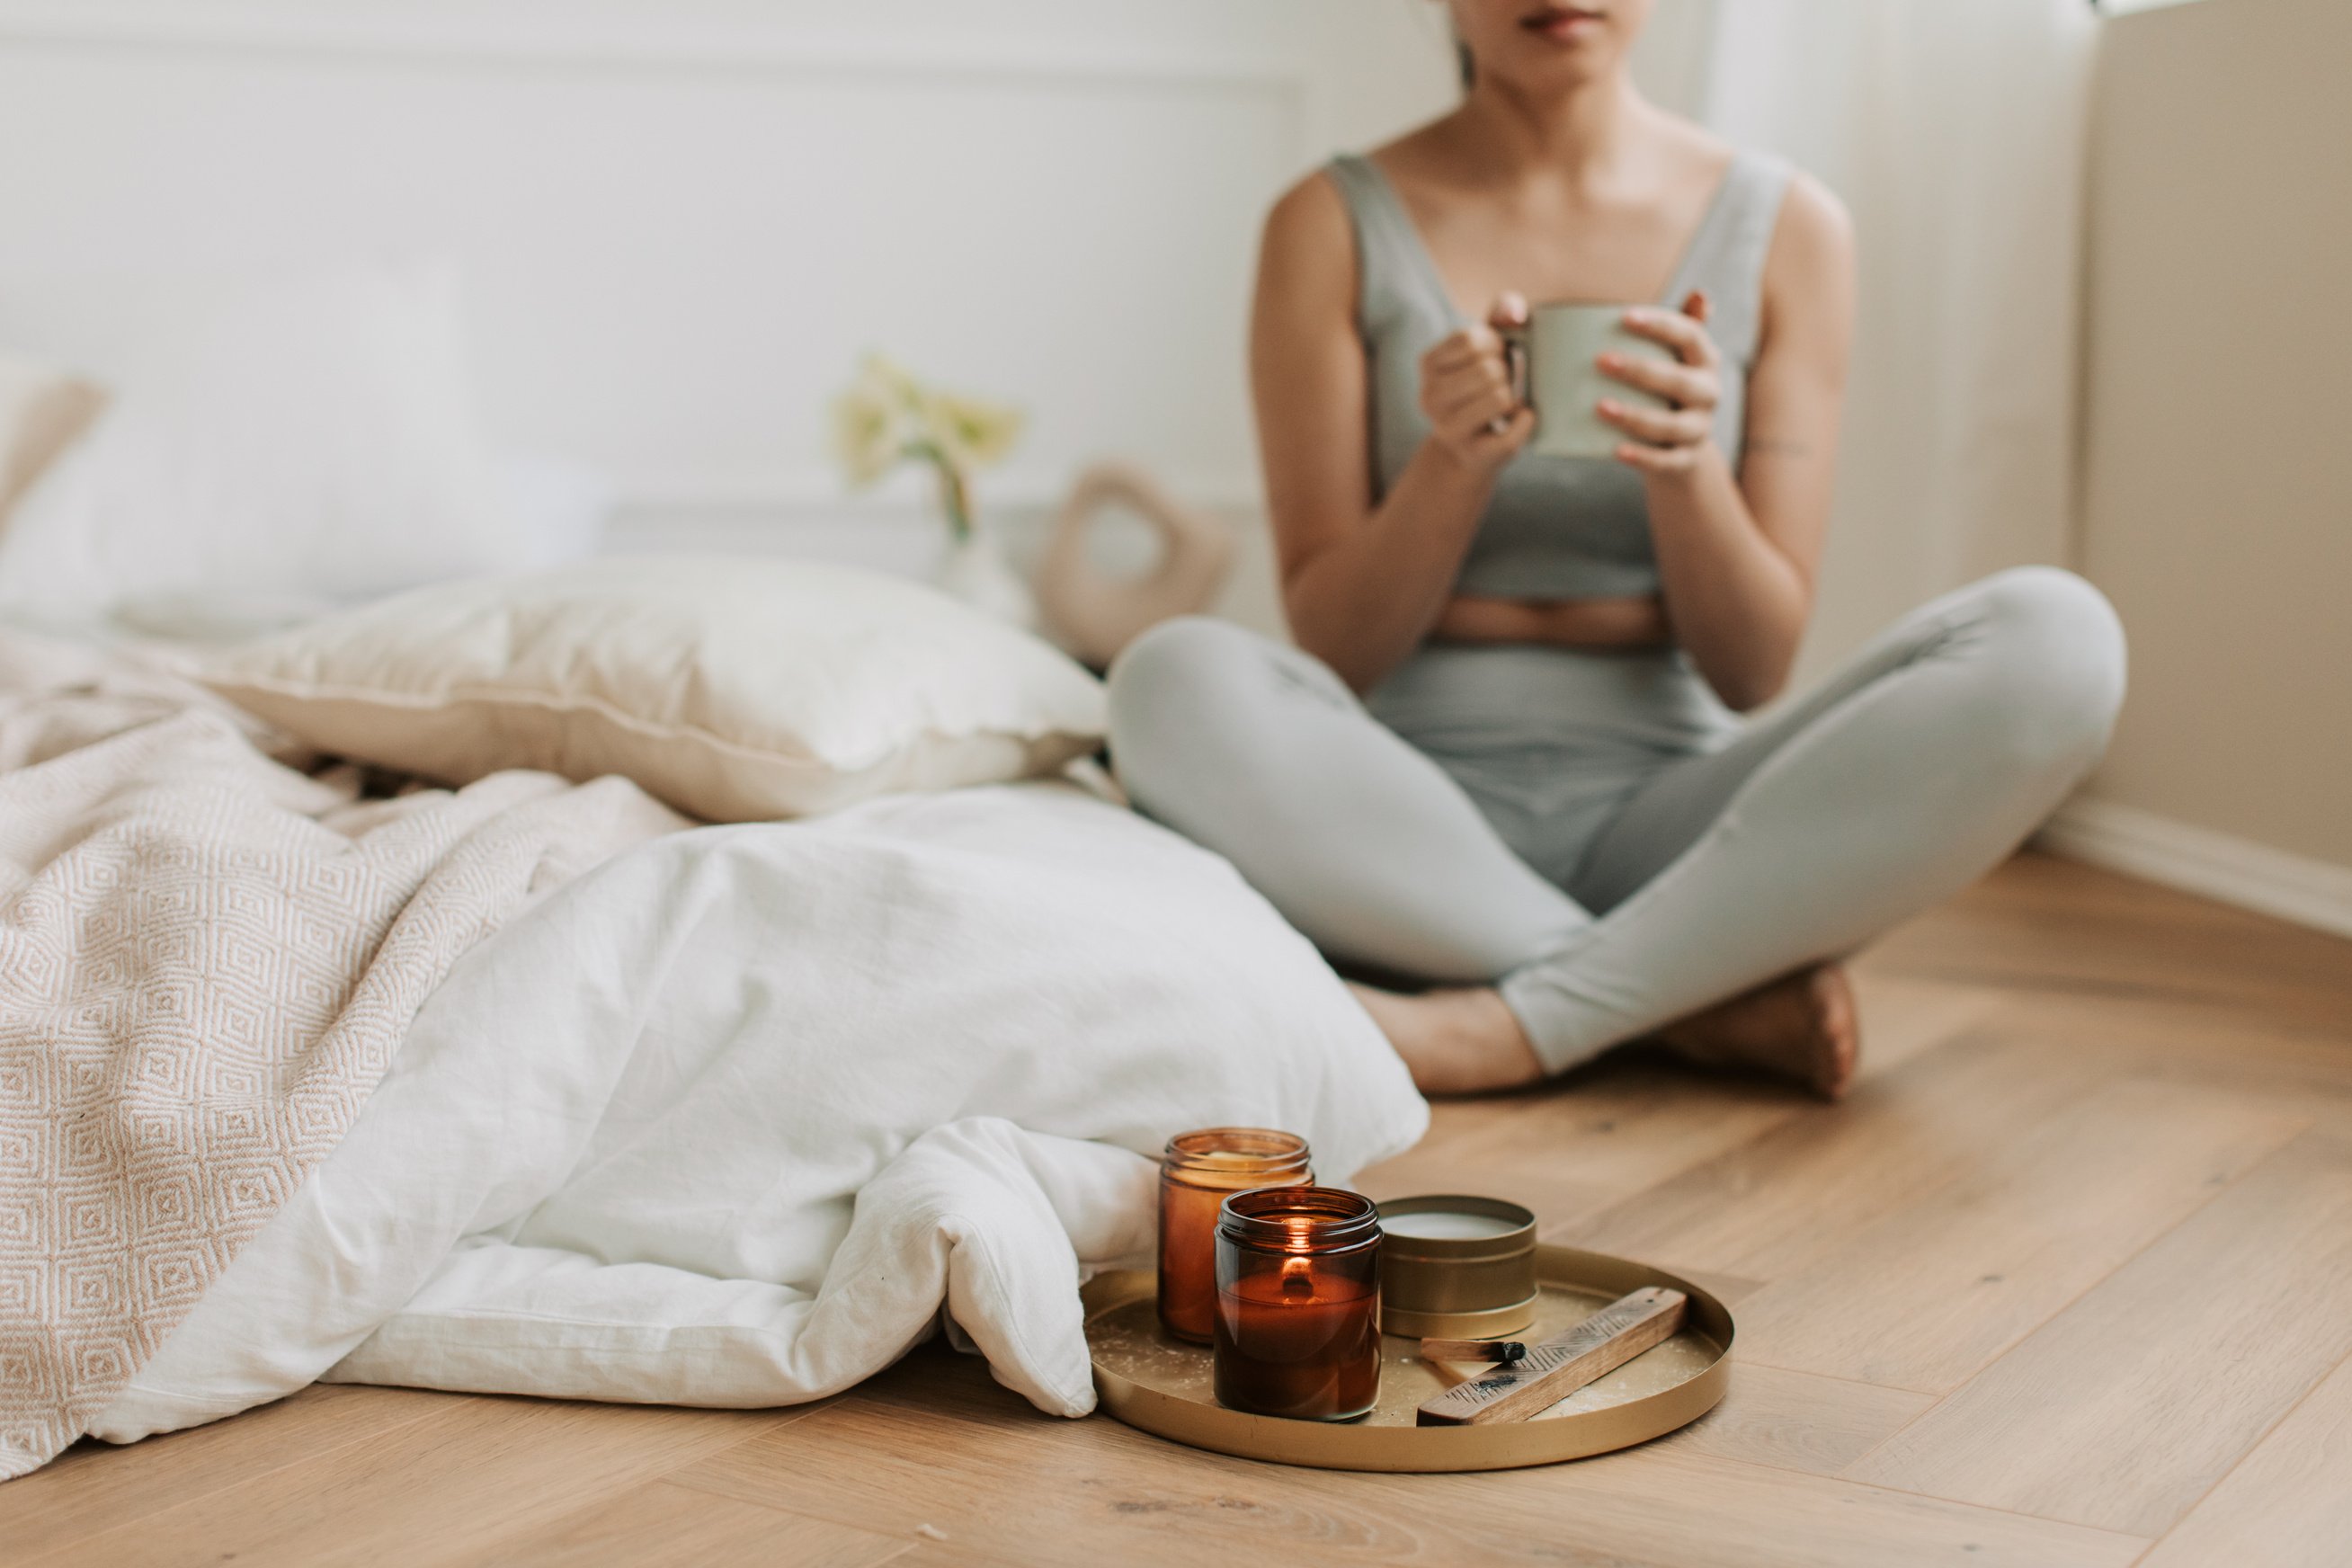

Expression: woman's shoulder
xmin=1759 ymin=164 xmax=1854 ymax=289
xmin=1644 ymin=111 xmax=1849 ymax=262
xmin=1261 ymin=164 xmax=1355 ymax=261
xmin=1257 ymin=166 xmax=1359 ymax=321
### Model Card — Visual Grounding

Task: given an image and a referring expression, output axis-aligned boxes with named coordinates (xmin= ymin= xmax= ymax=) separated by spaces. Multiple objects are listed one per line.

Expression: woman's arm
xmin=1252 ymin=174 xmax=1535 ymax=692
xmin=1599 ymin=174 xmax=1857 ymax=710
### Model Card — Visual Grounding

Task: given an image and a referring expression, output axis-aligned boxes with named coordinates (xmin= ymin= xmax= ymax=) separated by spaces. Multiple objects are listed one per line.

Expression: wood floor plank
xmin=1564 ymin=1030 xmax=2103 ymax=1283
xmin=1411 ymin=1057 xmax=1806 ymax=1208
xmin=677 ymin=1349 xmax=2148 ymax=1568
xmin=1660 ymin=1364 xmax=1935 ymax=1477
xmin=2004 ymin=990 xmax=2352 ymax=1097
xmin=1846 ymin=1132 xmax=2352 ymax=1537
xmin=1385 ymin=1447 xmax=2150 ymax=1568
xmin=1842 ymin=969 xmax=2005 ymax=1082
xmin=1729 ymin=1077 xmax=2308 ymax=1391
xmin=454 ymin=1480 xmax=913 ymax=1568
xmin=23 ymin=1397 xmax=796 ymax=1568
xmin=2138 ymin=1349 xmax=2352 ymax=1568
xmin=0 ymin=1385 xmax=450 ymax=1562
xmin=678 ymin=1363 xmax=1466 ymax=1567
xmin=1873 ymin=852 xmax=2352 ymax=1034
xmin=1359 ymin=1056 xmax=1807 ymax=1249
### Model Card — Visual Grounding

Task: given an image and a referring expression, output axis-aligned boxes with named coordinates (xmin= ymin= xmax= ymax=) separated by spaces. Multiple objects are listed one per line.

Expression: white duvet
xmin=93 ymin=781 xmax=1428 ymax=1439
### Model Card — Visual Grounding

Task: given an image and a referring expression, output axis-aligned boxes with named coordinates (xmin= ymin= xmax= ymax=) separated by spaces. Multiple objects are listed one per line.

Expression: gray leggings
xmin=1106 ymin=567 xmax=2126 ymax=1074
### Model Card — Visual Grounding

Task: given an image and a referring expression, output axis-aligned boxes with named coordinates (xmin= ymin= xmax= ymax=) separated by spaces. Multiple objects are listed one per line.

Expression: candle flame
xmin=1279 ymin=1255 xmax=1314 ymax=1297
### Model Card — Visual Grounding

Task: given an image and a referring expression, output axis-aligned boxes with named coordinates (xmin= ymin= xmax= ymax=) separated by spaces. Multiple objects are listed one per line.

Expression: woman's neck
xmin=1449 ymin=70 xmax=1648 ymax=188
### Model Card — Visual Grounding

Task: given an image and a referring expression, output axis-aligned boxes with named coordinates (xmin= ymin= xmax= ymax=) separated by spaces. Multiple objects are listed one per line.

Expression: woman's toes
xmin=1656 ymin=963 xmax=1863 ymax=1102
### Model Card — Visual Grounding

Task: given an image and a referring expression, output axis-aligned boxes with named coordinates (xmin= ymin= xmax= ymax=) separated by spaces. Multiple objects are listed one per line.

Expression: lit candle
xmin=1157 ymin=1129 xmax=1312 ymax=1345
xmin=1211 ymin=1187 xmax=1383 ymax=1421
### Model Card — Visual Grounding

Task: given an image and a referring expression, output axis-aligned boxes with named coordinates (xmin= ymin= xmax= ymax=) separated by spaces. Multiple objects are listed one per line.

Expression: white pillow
xmin=0 ymin=263 xmax=523 ymax=620
xmin=197 ymin=555 xmax=1109 ymax=821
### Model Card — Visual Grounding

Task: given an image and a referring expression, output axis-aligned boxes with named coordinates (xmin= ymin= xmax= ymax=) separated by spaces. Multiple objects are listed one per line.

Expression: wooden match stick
xmin=1416 ymin=1287 xmax=1687 ymax=1427
xmin=1419 ymin=1338 xmax=1529 ymax=1364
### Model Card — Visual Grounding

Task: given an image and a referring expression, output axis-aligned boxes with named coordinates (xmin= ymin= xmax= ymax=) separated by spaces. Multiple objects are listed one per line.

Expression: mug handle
xmin=1495 ymin=325 xmax=1531 ymax=436
xmin=1501 ymin=324 xmax=1530 ymax=410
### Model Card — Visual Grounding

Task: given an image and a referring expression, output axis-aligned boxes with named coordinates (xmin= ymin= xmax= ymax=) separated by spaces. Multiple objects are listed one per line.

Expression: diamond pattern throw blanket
xmin=0 ymin=631 xmax=682 ymax=1477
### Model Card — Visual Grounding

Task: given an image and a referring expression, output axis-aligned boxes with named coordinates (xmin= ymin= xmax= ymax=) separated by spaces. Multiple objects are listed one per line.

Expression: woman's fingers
xmin=1619 ymin=306 xmax=1719 ymax=368
xmin=1419 ymin=316 xmax=1532 ymax=468
xmin=1471 ymin=405 xmax=1537 ymax=457
xmin=1438 ymin=379 xmax=1521 ymax=433
xmin=1604 ymin=293 xmax=1715 ymax=477
xmin=1426 ymin=350 xmax=1515 ymax=419
xmin=1597 ymin=352 xmax=1716 ymax=409
xmin=1597 ymin=397 xmax=1710 ymax=448
xmin=1422 ymin=324 xmax=1505 ymax=373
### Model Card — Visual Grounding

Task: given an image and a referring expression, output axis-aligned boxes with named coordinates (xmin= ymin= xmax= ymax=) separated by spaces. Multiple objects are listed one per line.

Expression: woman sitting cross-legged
xmin=1105 ymin=0 xmax=2125 ymax=1100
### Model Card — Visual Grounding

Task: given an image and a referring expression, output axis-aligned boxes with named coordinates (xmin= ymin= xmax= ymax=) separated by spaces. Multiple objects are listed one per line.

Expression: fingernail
xmin=1598 ymin=352 xmax=1620 ymax=370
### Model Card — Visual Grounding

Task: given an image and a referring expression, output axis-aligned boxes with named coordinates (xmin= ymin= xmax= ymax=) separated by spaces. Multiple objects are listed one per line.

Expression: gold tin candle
xmin=1374 ymin=1194 xmax=1539 ymax=1339
xmin=1157 ymin=1128 xmax=1312 ymax=1344
xmin=1212 ymin=1186 xmax=1384 ymax=1421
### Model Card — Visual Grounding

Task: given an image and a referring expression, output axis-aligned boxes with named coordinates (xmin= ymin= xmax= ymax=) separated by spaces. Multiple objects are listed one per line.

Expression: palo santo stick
xmin=1419 ymin=1338 xmax=1529 ymax=1364
xmin=1416 ymin=1287 xmax=1687 ymax=1427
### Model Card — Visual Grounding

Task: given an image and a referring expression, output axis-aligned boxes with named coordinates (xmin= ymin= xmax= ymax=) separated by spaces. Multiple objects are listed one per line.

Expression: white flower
xmin=830 ymin=355 xmax=919 ymax=488
xmin=830 ymin=354 xmax=1024 ymax=503
xmin=920 ymin=389 xmax=1025 ymax=472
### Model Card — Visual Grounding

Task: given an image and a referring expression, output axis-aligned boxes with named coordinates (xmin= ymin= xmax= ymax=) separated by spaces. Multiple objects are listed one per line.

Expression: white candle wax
xmin=1380 ymin=1210 xmax=1524 ymax=1240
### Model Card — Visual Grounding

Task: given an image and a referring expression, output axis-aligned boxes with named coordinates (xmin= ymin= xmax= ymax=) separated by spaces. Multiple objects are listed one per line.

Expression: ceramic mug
xmin=1503 ymin=302 xmax=1679 ymax=461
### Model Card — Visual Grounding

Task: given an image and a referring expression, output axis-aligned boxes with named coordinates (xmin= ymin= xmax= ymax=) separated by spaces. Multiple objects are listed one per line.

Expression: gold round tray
xmin=1083 ymin=1243 xmax=1731 ymax=1473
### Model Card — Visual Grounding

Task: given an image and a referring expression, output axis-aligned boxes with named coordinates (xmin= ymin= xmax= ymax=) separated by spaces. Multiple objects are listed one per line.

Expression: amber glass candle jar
xmin=1211 ymin=1186 xmax=1383 ymax=1421
xmin=1157 ymin=1128 xmax=1312 ymax=1344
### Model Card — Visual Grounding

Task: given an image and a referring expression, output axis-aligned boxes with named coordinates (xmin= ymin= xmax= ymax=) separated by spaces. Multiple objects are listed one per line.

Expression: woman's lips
xmin=1520 ymin=6 xmax=1607 ymax=41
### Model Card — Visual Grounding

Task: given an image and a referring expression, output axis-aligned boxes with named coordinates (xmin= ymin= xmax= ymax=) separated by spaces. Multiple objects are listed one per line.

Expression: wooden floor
xmin=7 ymin=852 xmax=2351 ymax=1567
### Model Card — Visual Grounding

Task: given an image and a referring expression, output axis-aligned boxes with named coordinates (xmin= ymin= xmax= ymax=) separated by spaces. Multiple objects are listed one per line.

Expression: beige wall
xmin=2075 ymin=0 xmax=2352 ymax=869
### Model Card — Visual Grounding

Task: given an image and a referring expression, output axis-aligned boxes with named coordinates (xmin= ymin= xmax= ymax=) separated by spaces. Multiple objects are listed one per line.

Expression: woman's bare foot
xmin=1653 ymin=963 xmax=1860 ymax=1101
xmin=1348 ymin=983 xmax=1546 ymax=1096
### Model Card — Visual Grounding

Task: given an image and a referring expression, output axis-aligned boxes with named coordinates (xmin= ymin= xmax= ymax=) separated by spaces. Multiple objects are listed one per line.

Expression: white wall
xmin=2038 ymin=0 xmax=2352 ymax=937
xmin=0 ymin=0 xmax=1457 ymax=624
xmin=0 ymin=2 xmax=1771 ymax=626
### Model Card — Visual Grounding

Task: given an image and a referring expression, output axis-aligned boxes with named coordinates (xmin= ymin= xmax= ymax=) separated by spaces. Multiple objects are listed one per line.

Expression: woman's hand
xmin=1599 ymin=290 xmax=1724 ymax=478
xmin=1418 ymin=293 xmax=1537 ymax=473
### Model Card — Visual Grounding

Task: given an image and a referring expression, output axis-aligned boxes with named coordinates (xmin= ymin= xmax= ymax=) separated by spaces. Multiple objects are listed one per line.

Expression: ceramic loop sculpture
xmin=1037 ymin=461 xmax=1234 ymax=668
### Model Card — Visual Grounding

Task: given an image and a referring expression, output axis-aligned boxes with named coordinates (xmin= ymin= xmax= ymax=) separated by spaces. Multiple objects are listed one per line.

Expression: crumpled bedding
xmin=0 ymin=628 xmax=1427 ymax=1471
xmin=0 ymin=628 xmax=684 ymax=1478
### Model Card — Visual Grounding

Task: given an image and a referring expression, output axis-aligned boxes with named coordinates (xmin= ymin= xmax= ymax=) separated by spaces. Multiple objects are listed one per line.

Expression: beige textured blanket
xmin=0 ymin=630 xmax=683 ymax=1478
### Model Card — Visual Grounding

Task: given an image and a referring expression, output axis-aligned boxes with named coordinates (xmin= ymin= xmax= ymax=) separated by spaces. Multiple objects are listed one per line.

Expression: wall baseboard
xmin=2036 ymin=797 xmax=2352 ymax=941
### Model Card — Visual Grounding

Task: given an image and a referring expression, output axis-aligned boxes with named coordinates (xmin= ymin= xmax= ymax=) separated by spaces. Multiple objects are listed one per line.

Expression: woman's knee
xmin=1957 ymin=566 xmax=2128 ymax=771
xmin=1104 ymin=616 xmax=1277 ymax=807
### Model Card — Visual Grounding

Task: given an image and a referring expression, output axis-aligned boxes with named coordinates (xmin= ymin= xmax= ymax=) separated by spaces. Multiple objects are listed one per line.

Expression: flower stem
xmin=913 ymin=444 xmax=974 ymax=541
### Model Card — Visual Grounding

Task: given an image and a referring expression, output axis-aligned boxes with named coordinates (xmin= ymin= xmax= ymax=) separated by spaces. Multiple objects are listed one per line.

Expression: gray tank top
xmin=1326 ymin=150 xmax=1792 ymax=600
